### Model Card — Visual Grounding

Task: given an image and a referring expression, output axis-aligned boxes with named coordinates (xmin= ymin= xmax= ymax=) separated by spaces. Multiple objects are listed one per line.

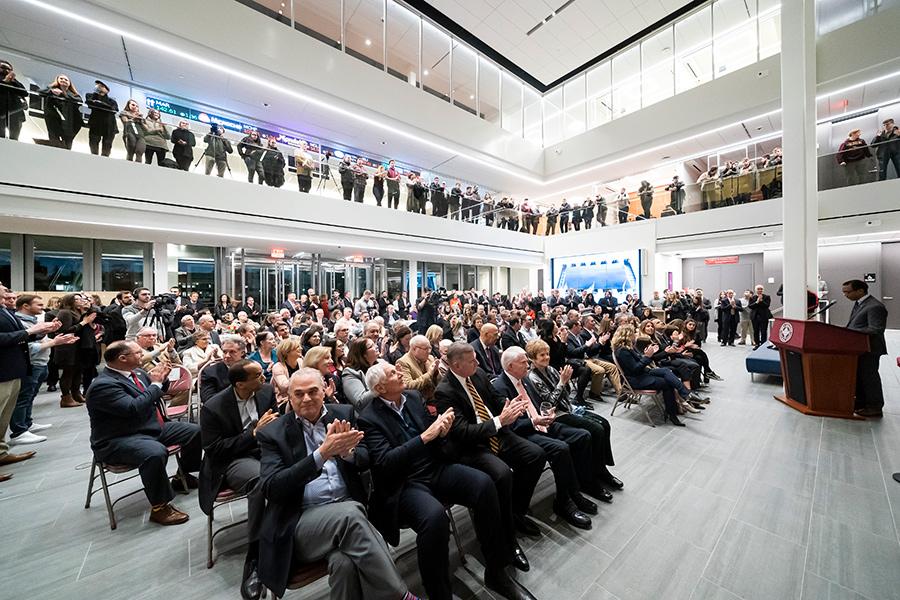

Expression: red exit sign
xmin=270 ymin=248 xmax=285 ymax=259
xmin=705 ymin=256 xmax=739 ymax=265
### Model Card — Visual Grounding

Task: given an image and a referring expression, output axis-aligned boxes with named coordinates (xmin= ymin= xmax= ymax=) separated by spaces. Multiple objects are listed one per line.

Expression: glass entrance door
xmin=235 ymin=254 xmax=313 ymax=313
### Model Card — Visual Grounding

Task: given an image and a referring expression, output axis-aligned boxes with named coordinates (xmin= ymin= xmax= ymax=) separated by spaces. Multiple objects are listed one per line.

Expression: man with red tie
xmin=86 ymin=340 xmax=202 ymax=525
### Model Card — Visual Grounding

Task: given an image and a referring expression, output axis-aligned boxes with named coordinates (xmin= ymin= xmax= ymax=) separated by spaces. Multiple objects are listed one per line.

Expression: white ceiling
xmin=425 ymin=0 xmax=693 ymax=85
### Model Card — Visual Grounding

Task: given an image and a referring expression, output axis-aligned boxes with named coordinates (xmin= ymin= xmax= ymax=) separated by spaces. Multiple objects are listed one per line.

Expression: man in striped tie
xmin=433 ymin=342 xmax=549 ymax=567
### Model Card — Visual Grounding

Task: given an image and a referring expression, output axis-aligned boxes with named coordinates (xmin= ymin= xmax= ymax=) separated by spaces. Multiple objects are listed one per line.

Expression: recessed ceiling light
xmin=423 ymin=69 xmax=429 ymax=76
xmin=365 ymin=38 xmax=372 ymax=46
xmin=469 ymin=94 xmax=475 ymax=100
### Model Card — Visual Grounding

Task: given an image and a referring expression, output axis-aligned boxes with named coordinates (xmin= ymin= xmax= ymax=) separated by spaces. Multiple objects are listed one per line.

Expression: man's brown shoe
xmin=0 ymin=473 xmax=13 ymax=482
xmin=72 ymin=390 xmax=86 ymax=404
xmin=0 ymin=451 xmax=36 ymax=466
xmin=149 ymin=504 xmax=190 ymax=526
xmin=60 ymin=395 xmax=81 ymax=408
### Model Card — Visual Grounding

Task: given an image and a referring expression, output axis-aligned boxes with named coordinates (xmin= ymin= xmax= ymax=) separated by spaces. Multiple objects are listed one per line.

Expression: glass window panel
xmin=421 ymin=22 xmax=451 ymax=102
xmin=612 ymin=46 xmax=641 ymax=118
xmin=758 ymin=0 xmax=781 ymax=59
xmin=476 ymin=266 xmax=491 ymax=294
xmin=543 ymin=88 xmax=563 ymax=146
xmin=345 ymin=0 xmax=385 ymax=70
xmin=586 ymin=62 xmax=612 ymax=129
xmin=463 ymin=265 xmax=476 ymax=291
xmin=0 ymin=234 xmax=10 ymax=289
xmin=523 ymin=88 xmax=542 ymax=145
xmin=33 ymin=235 xmax=83 ymax=292
xmin=563 ymin=75 xmax=586 ymax=139
xmin=451 ymin=42 xmax=477 ymax=115
xmin=386 ymin=259 xmax=404 ymax=297
xmin=294 ymin=0 xmax=342 ymax=49
xmin=444 ymin=265 xmax=460 ymax=290
xmin=478 ymin=58 xmax=501 ymax=124
xmin=713 ymin=0 xmax=758 ymax=77
xmin=169 ymin=244 xmax=215 ymax=302
xmin=501 ymin=74 xmax=523 ymax=137
xmin=425 ymin=262 xmax=443 ymax=290
xmin=386 ymin=1 xmax=420 ymax=86
xmin=100 ymin=240 xmax=145 ymax=292
xmin=675 ymin=7 xmax=713 ymax=93
xmin=641 ymin=27 xmax=674 ymax=108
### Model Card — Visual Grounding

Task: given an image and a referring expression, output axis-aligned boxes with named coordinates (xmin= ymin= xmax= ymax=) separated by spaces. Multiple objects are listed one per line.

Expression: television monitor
xmin=551 ymin=250 xmax=641 ymax=303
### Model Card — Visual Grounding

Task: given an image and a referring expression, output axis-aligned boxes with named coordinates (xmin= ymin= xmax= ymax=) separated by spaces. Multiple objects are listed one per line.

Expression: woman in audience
xmin=526 ymin=339 xmax=623 ymax=495
xmin=425 ymin=324 xmax=444 ymax=358
xmin=55 ymin=293 xmax=94 ymax=406
xmin=447 ymin=315 xmax=467 ymax=343
xmin=40 ymin=74 xmax=82 ymax=149
xmin=213 ymin=293 xmax=233 ymax=321
xmin=466 ymin=314 xmax=484 ymax=343
xmin=837 ymin=128 xmax=873 ymax=185
xmin=301 ymin=346 xmax=340 ymax=403
xmin=181 ymin=331 xmax=219 ymax=378
xmin=291 ymin=313 xmax=310 ymax=338
xmin=140 ymin=108 xmax=169 ymax=165
xmin=271 ymin=337 xmax=302 ymax=405
xmin=613 ymin=325 xmax=690 ymax=426
xmin=537 ymin=319 xmax=593 ymax=404
xmin=341 ymin=337 xmax=378 ymax=410
xmin=299 ymin=323 xmax=323 ymax=354
xmin=677 ymin=319 xmax=723 ymax=383
xmin=637 ymin=320 xmax=706 ymax=412
xmin=385 ymin=324 xmax=412 ymax=364
xmin=119 ymin=99 xmax=145 ymax=161
xmin=248 ymin=330 xmax=278 ymax=382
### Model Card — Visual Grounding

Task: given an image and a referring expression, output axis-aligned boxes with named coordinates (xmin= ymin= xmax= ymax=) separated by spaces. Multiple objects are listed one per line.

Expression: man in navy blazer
xmin=471 ymin=323 xmax=503 ymax=377
xmin=842 ymin=279 xmax=888 ymax=417
xmin=86 ymin=341 xmax=201 ymax=525
xmin=493 ymin=346 xmax=595 ymax=530
xmin=199 ymin=360 xmax=278 ymax=600
xmin=256 ymin=367 xmax=417 ymax=600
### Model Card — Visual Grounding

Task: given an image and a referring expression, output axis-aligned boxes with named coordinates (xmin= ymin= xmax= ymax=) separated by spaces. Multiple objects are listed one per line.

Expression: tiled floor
xmin=1 ymin=332 xmax=898 ymax=600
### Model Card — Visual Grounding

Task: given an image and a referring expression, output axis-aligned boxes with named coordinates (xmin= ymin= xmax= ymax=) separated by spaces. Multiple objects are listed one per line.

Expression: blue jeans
xmin=10 ymin=364 xmax=48 ymax=437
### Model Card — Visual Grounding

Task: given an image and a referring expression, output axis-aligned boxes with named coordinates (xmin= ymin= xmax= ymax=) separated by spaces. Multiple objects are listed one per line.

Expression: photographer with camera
xmin=414 ymin=288 xmax=442 ymax=333
xmin=203 ymin=123 xmax=233 ymax=177
xmin=123 ymin=287 xmax=170 ymax=342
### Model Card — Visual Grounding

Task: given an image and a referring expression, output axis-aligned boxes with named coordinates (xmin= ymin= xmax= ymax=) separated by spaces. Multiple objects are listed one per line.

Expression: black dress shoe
xmin=514 ymin=514 xmax=541 ymax=537
xmin=572 ymin=492 xmax=599 ymax=514
xmin=664 ymin=413 xmax=686 ymax=427
xmin=599 ymin=473 xmax=624 ymax=490
xmin=511 ymin=543 xmax=530 ymax=572
xmin=583 ymin=483 xmax=613 ymax=504
xmin=553 ymin=499 xmax=592 ymax=530
xmin=485 ymin=569 xmax=536 ymax=600
xmin=171 ymin=473 xmax=199 ymax=494
xmin=241 ymin=559 xmax=261 ymax=600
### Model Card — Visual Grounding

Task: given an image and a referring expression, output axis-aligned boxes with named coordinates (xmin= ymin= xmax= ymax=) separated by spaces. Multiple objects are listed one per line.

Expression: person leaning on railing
xmin=84 ymin=80 xmax=119 ymax=157
xmin=39 ymin=74 xmax=82 ymax=149
xmin=140 ymin=108 xmax=169 ymax=166
xmin=0 ymin=59 xmax=28 ymax=141
xmin=871 ymin=118 xmax=900 ymax=181
xmin=261 ymin=137 xmax=285 ymax=188
xmin=170 ymin=120 xmax=196 ymax=171
xmin=119 ymin=99 xmax=145 ymax=162
xmin=836 ymin=128 xmax=872 ymax=186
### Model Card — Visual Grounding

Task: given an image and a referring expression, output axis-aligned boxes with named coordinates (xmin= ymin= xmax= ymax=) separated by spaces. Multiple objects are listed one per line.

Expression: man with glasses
xmin=86 ymin=341 xmax=201 ymax=524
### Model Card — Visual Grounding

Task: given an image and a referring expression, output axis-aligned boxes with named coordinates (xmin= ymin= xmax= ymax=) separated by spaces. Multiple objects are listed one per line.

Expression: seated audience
xmin=396 ymin=334 xmax=440 ymax=403
xmin=248 ymin=331 xmax=278 ymax=383
xmin=271 ymin=337 xmax=302 ymax=406
xmin=181 ymin=331 xmax=220 ymax=378
xmin=341 ymin=337 xmax=378 ymax=410
xmin=200 ymin=335 xmax=247 ymax=402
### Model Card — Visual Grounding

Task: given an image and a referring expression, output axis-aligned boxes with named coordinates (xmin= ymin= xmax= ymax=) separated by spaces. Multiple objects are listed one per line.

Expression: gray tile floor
xmin=1 ymin=332 xmax=898 ymax=600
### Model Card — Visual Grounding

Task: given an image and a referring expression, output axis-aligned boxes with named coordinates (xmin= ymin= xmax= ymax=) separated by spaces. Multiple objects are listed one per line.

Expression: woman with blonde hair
xmin=272 ymin=337 xmax=303 ymax=404
xmin=119 ymin=98 xmax=145 ymax=161
xmin=302 ymin=346 xmax=339 ymax=403
xmin=40 ymin=74 xmax=82 ymax=149
xmin=425 ymin=324 xmax=444 ymax=358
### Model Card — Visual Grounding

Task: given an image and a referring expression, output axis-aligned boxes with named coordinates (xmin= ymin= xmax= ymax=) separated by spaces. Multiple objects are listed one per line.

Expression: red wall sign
xmin=704 ymin=256 xmax=739 ymax=265
xmin=270 ymin=248 xmax=285 ymax=259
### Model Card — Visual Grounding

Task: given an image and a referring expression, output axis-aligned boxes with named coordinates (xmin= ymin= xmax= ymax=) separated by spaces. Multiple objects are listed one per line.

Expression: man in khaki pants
xmin=737 ymin=290 xmax=753 ymax=345
xmin=0 ymin=285 xmax=62 ymax=480
xmin=567 ymin=318 xmax=623 ymax=400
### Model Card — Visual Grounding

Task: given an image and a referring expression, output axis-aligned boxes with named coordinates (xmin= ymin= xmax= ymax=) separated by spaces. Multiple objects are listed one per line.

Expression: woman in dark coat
xmin=54 ymin=293 xmax=96 ymax=407
xmin=261 ymin=137 xmax=285 ymax=187
xmin=40 ymin=74 xmax=83 ymax=149
xmin=638 ymin=180 xmax=654 ymax=220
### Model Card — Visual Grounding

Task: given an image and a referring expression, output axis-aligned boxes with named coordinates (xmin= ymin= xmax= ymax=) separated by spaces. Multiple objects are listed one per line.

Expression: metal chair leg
xmin=207 ymin=505 xmax=215 ymax=569
xmin=98 ymin=464 xmax=117 ymax=530
xmin=173 ymin=451 xmax=189 ymax=493
xmin=84 ymin=459 xmax=97 ymax=509
xmin=447 ymin=508 xmax=467 ymax=566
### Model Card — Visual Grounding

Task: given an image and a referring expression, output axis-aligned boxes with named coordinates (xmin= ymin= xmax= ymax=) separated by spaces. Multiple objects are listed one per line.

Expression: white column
xmin=527 ymin=267 xmax=539 ymax=293
xmin=492 ymin=266 xmax=502 ymax=295
xmin=407 ymin=259 xmax=418 ymax=300
xmin=152 ymin=242 xmax=168 ymax=295
xmin=780 ymin=0 xmax=818 ymax=319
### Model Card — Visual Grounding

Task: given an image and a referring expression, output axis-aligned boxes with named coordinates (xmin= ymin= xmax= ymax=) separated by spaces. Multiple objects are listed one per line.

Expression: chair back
xmin=166 ymin=365 xmax=193 ymax=395
xmin=611 ymin=348 xmax=638 ymax=394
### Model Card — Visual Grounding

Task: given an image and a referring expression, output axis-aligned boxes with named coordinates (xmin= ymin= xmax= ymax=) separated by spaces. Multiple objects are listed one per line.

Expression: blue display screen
xmin=551 ymin=250 xmax=641 ymax=303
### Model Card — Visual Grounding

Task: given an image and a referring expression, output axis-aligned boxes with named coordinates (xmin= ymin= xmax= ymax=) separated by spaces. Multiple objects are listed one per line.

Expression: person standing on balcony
xmin=238 ymin=130 xmax=266 ymax=185
xmin=293 ymin=141 xmax=314 ymax=193
xmin=0 ymin=60 xmax=28 ymax=141
xmin=385 ymin=159 xmax=401 ymax=208
xmin=449 ymin=182 xmax=463 ymax=220
xmin=581 ymin=197 xmax=594 ymax=230
xmin=140 ymin=108 xmax=169 ymax=166
xmin=872 ymin=119 xmax=900 ymax=181
xmin=665 ymin=176 xmax=685 ymax=215
xmin=837 ymin=128 xmax=872 ymax=186
xmin=338 ymin=155 xmax=354 ymax=201
xmin=372 ymin=165 xmax=386 ymax=206
xmin=545 ymin=205 xmax=558 ymax=235
xmin=203 ymin=123 xmax=233 ymax=177
xmin=119 ymin=99 xmax=145 ymax=162
xmin=616 ymin=188 xmax=629 ymax=224
xmin=638 ymin=180 xmax=654 ymax=220
xmin=262 ymin=137 xmax=285 ymax=188
xmin=352 ymin=158 xmax=368 ymax=203
xmin=570 ymin=200 xmax=582 ymax=231
xmin=39 ymin=74 xmax=82 ymax=150
xmin=559 ymin=199 xmax=571 ymax=233
xmin=170 ymin=120 xmax=196 ymax=171
xmin=595 ymin=194 xmax=608 ymax=226
xmin=84 ymin=80 xmax=118 ymax=157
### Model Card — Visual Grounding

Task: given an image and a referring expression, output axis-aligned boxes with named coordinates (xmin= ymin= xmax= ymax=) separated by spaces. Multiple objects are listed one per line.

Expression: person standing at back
xmin=84 ymin=80 xmax=118 ymax=157
xmin=841 ymin=279 xmax=887 ymax=418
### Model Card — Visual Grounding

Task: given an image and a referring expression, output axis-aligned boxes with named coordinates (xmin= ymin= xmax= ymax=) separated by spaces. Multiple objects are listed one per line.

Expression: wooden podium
xmin=769 ymin=318 xmax=869 ymax=419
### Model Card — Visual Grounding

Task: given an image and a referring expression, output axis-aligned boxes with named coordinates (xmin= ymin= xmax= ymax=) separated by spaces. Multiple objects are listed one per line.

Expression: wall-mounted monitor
xmin=551 ymin=250 xmax=641 ymax=302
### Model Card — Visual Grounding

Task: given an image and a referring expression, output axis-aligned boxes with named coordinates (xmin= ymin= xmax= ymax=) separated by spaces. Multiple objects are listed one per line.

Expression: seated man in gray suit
xmin=256 ymin=367 xmax=420 ymax=600
xmin=841 ymin=279 xmax=888 ymax=418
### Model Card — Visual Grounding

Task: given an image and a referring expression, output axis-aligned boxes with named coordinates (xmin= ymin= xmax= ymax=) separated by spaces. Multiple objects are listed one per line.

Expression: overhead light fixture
xmin=469 ymin=94 xmax=475 ymax=100
xmin=365 ymin=38 xmax=372 ymax=46
xmin=423 ymin=69 xmax=429 ymax=76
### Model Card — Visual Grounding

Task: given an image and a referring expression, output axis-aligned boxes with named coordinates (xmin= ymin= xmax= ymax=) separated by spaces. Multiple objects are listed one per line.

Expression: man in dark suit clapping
xmin=747 ymin=284 xmax=773 ymax=349
xmin=842 ymin=279 xmax=888 ymax=418
xmin=471 ymin=323 xmax=503 ymax=377
xmin=85 ymin=341 xmax=201 ymax=525
xmin=199 ymin=360 xmax=277 ymax=600
xmin=199 ymin=335 xmax=246 ymax=402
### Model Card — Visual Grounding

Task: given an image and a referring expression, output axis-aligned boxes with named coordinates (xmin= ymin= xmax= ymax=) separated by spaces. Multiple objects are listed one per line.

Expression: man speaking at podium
xmin=841 ymin=279 xmax=887 ymax=418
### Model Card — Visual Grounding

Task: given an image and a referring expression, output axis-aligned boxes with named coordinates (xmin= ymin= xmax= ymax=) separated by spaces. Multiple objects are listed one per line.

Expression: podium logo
xmin=778 ymin=322 xmax=793 ymax=343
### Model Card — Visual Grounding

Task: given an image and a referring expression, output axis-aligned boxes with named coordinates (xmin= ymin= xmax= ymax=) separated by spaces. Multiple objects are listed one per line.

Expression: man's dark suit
xmin=433 ymin=370 xmax=546 ymax=531
xmin=86 ymin=368 xmax=201 ymax=505
xmin=847 ymin=295 xmax=888 ymax=411
xmin=747 ymin=293 xmax=772 ymax=347
xmin=500 ymin=328 xmax=526 ymax=351
xmin=257 ymin=404 xmax=369 ymax=597
xmin=471 ymin=338 xmax=502 ymax=377
xmin=102 ymin=302 xmax=127 ymax=345
xmin=359 ymin=390 xmax=507 ymax=600
xmin=492 ymin=373 xmax=592 ymax=499
xmin=200 ymin=361 xmax=229 ymax=403
xmin=174 ymin=326 xmax=197 ymax=352
xmin=0 ymin=307 xmax=29 ymax=383
xmin=199 ymin=383 xmax=277 ymax=556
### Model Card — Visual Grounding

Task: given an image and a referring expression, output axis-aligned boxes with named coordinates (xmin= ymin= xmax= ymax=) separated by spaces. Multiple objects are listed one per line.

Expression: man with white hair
xmin=197 ymin=313 xmax=222 ymax=346
xmin=257 ymin=367 xmax=420 ymax=600
xmin=493 ymin=346 xmax=595 ymax=530
xmin=200 ymin=335 xmax=247 ymax=402
xmin=396 ymin=335 xmax=440 ymax=401
xmin=359 ymin=362 xmax=535 ymax=600
xmin=174 ymin=314 xmax=197 ymax=352
xmin=333 ymin=320 xmax=351 ymax=345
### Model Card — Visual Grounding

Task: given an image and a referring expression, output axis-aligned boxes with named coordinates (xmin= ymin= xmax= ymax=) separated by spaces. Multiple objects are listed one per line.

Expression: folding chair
xmin=164 ymin=366 xmax=195 ymax=422
xmin=610 ymin=351 xmax=665 ymax=427
xmin=207 ymin=487 xmax=250 ymax=568
xmin=84 ymin=444 xmax=188 ymax=530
